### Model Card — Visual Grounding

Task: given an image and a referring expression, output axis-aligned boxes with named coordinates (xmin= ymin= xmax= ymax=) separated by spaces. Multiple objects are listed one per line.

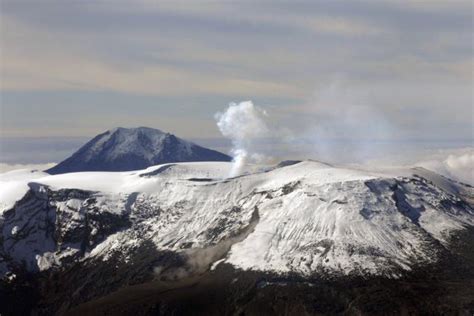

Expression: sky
xmin=0 ymin=0 xmax=472 ymax=166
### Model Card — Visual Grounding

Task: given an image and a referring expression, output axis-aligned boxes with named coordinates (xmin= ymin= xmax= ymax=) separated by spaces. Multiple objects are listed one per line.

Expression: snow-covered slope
xmin=1 ymin=161 xmax=473 ymax=279
xmin=46 ymin=127 xmax=231 ymax=174
xmin=0 ymin=169 xmax=50 ymax=212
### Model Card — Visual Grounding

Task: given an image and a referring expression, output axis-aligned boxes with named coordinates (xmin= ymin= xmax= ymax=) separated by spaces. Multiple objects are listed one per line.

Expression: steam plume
xmin=215 ymin=101 xmax=268 ymax=177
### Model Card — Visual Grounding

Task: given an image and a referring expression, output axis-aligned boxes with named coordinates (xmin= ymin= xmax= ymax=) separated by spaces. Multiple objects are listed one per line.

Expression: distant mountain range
xmin=46 ymin=127 xmax=231 ymax=174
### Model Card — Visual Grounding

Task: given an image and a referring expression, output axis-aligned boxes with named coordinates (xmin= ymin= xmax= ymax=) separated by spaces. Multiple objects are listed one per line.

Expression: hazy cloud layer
xmin=0 ymin=163 xmax=56 ymax=173
xmin=0 ymin=0 xmax=472 ymax=143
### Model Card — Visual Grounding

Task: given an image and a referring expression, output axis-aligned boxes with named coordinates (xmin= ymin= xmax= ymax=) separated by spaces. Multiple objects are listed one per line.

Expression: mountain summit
xmin=46 ymin=127 xmax=231 ymax=174
xmin=2 ymin=161 xmax=474 ymax=314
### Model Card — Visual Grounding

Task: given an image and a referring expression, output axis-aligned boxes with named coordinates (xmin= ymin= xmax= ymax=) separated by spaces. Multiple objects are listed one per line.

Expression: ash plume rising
xmin=215 ymin=101 xmax=269 ymax=177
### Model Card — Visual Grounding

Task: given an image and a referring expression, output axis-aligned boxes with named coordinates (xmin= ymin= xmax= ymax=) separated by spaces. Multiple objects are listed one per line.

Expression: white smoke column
xmin=215 ymin=101 xmax=269 ymax=177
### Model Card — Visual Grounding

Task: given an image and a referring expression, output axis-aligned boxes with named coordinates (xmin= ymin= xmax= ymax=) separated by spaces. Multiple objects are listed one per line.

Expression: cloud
xmin=0 ymin=163 xmax=56 ymax=173
xmin=417 ymin=149 xmax=474 ymax=185
xmin=0 ymin=15 xmax=304 ymax=97
xmin=343 ymin=146 xmax=474 ymax=186
xmin=2 ymin=1 xmax=470 ymax=95
xmin=0 ymin=0 xmax=471 ymax=142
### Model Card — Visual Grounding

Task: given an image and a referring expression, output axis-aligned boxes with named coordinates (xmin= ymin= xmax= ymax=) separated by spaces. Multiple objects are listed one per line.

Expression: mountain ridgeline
xmin=1 ymin=161 xmax=474 ymax=315
xmin=46 ymin=127 xmax=231 ymax=174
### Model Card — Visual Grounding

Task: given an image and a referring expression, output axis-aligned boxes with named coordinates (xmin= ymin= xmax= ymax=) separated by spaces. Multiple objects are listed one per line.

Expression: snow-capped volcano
xmin=2 ymin=161 xmax=473 ymax=279
xmin=2 ymin=160 xmax=474 ymax=314
xmin=46 ymin=127 xmax=231 ymax=174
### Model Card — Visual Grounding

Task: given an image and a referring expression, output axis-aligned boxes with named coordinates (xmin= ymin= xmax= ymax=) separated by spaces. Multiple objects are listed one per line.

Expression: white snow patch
xmin=0 ymin=160 xmax=472 ymax=277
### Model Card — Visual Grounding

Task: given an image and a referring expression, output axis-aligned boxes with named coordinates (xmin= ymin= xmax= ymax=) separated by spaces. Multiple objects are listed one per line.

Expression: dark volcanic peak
xmin=46 ymin=127 xmax=231 ymax=174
